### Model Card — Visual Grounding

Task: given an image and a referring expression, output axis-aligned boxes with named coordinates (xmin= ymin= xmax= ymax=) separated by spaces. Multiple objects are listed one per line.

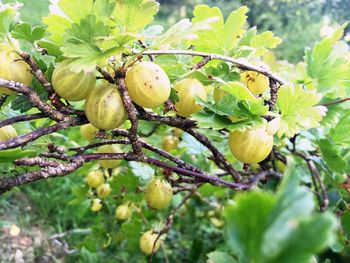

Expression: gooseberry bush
xmin=0 ymin=1 xmax=349 ymax=262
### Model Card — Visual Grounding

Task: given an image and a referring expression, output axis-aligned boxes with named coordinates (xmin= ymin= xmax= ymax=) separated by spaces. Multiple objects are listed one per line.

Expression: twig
xmin=186 ymin=129 xmax=241 ymax=181
xmin=307 ymin=160 xmax=329 ymax=212
xmin=0 ymin=113 xmax=45 ymax=128
xmin=321 ymin=97 xmax=350 ymax=107
xmin=136 ymin=50 xmax=285 ymax=85
xmin=0 ymin=78 xmax=66 ymax=121
xmin=0 ymin=118 xmax=82 ymax=150
xmin=149 ymin=186 xmax=198 ymax=263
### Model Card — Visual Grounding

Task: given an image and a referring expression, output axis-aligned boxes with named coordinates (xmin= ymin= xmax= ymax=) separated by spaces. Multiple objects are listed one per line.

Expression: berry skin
xmin=80 ymin=123 xmax=99 ymax=142
xmin=0 ymin=44 xmax=32 ymax=95
xmin=174 ymin=78 xmax=207 ymax=117
xmin=0 ymin=125 xmax=17 ymax=141
xmin=145 ymin=178 xmax=173 ymax=210
xmin=228 ymin=127 xmax=273 ymax=164
xmin=115 ymin=204 xmax=132 ymax=220
xmin=162 ymin=135 xmax=180 ymax=152
xmin=213 ymin=88 xmax=226 ymax=103
xmin=240 ymin=71 xmax=269 ymax=96
xmin=139 ymin=230 xmax=161 ymax=255
xmin=52 ymin=61 xmax=96 ymax=101
xmin=97 ymin=183 xmax=112 ymax=199
xmin=97 ymin=144 xmax=122 ymax=169
xmin=86 ymin=170 xmax=105 ymax=188
xmin=85 ymin=81 xmax=127 ymax=130
xmin=125 ymin=61 xmax=171 ymax=108
xmin=91 ymin=198 xmax=103 ymax=212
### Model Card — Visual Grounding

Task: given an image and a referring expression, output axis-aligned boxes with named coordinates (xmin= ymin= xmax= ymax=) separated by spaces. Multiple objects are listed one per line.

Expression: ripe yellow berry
xmin=97 ymin=183 xmax=112 ymax=199
xmin=115 ymin=204 xmax=132 ymax=220
xmin=228 ymin=127 xmax=273 ymax=164
xmin=240 ymin=71 xmax=269 ymax=96
xmin=52 ymin=61 xmax=96 ymax=101
xmin=174 ymin=78 xmax=207 ymax=117
xmin=145 ymin=178 xmax=173 ymax=210
xmin=126 ymin=61 xmax=171 ymax=108
xmin=0 ymin=44 xmax=32 ymax=94
xmin=85 ymin=81 xmax=127 ymax=130
xmin=86 ymin=170 xmax=105 ymax=188
xmin=91 ymin=198 xmax=103 ymax=212
xmin=0 ymin=125 xmax=17 ymax=141
xmin=139 ymin=230 xmax=161 ymax=255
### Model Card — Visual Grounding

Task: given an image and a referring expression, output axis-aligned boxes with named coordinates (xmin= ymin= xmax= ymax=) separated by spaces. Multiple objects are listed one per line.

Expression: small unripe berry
xmin=162 ymin=135 xmax=179 ymax=152
xmin=97 ymin=183 xmax=112 ymax=199
xmin=80 ymin=124 xmax=99 ymax=141
xmin=86 ymin=170 xmax=104 ymax=188
xmin=139 ymin=230 xmax=160 ymax=255
xmin=91 ymin=198 xmax=103 ymax=212
xmin=115 ymin=204 xmax=132 ymax=220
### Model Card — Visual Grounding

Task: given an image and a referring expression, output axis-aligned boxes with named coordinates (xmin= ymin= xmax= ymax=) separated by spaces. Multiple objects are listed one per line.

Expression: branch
xmin=0 ymin=156 xmax=85 ymax=195
xmin=0 ymin=118 xmax=82 ymax=150
xmin=137 ymin=50 xmax=286 ymax=85
xmin=186 ymin=129 xmax=241 ymax=181
xmin=0 ymin=113 xmax=45 ymax=128
xmin=115 ymin=72 xmax=144 ymax=156
xmin=321 ymin=97 xmax=350 ymax=107
xmin=307 ymin=160 xmax=329 ymax=212
xmin=267 ymin=79 xmax=278 ymax=111
xmin=0 ymin=78 xmax=66 ymax=121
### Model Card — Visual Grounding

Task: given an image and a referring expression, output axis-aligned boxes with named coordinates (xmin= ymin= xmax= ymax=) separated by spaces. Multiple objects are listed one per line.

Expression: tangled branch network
xmin=0 ymin=49 xmax=286 ymax=195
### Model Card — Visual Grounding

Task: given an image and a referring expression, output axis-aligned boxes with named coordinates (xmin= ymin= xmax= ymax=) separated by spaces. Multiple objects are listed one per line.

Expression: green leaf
xmin=207 ymin=251 xmax=238 ymax=263
xmin=12 ymin=23 xmax=46 ymax=43
xmin=65 ymin=15 xmax=110 ymax=43
xmin=193 ymin=110 xmax=264 ymax=132
xmin=0 ymin=4 xmax=20 ymax=39
xmin=196 ymin=94 xmax=268 ymax=119
xmin=191 ymin=5 xmax=248 ymax=55
xmin=341 ymin=212 xmax=350 ymax=241
xmin=276 ymin=84 xmax=327 ymax=138
xmin=121 ymin=218 xmax=143 ymax=251
xmin=305 ymin=23 xmax=350 ymax=98
xmin=224 ymin=191 xmax=276 ymax=262
xmin=266 ymin=213 xmax=336 ymax=263
xmin=330 ymin=111 xmax=350 ymax=145
xmin=113 ymin=0 xmax=159 ymax=33
xmin=61 ymin=43 xmax=124 ymax=72
xmin=0 ymin=148 xmax=36 ymax=163
xmin=92 ymin=0 xmax=116 ymax=21
xmin=151 ymin=17 xmax=216 ymax=49
xmin=37 ymin=40 xmax=63 ymax=56
xmin=250 ymin=31 xmax=282 ymax=56
xmin=58 ymin=0 xmax=94 ymax=23
xmin=192 ymin=111 xmax=232 ymax=131
xmin=43 ymin=14 xmax=72 ymax=43
xmin=318 ymin=139 xmax=347 ymax=174
xmin=179 ymin=133 xmax=207 ymax=155
xmin=223 ymin=159 xmax=336 ymax=263
xmin=129 ymin=162 xmax=154 ymax=181
xmin=217 ymin=80 xmax=257 ymax=102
